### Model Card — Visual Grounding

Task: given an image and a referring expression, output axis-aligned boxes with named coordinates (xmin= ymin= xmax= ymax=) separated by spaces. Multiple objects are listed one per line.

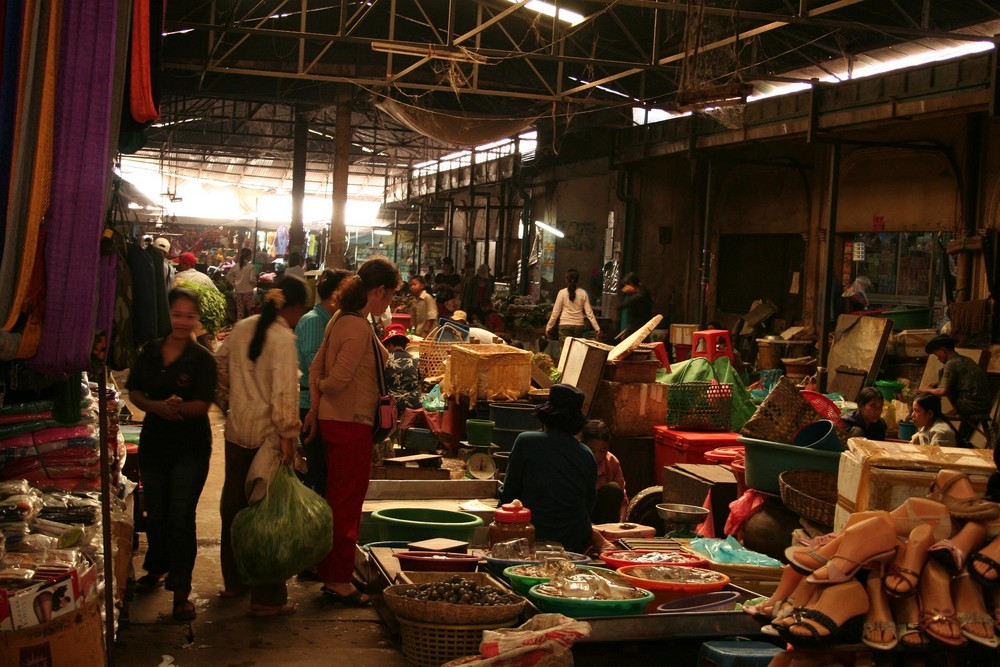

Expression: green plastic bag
xmin=660 ymin=357 xmax=756 ymax=433
xmin=422 ymin=384 xmax=444 ymax=412
xmin=231 ymin=464 xmax=334 ymax=585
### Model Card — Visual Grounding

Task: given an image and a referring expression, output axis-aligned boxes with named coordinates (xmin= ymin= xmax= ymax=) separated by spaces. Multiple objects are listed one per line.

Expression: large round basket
xmin=779 ymin=469 xmax=838 ymax=527
xmin=397 ymin=616 xmax=518 ymax=667
xmin=384 ymin=583 xmax=526 ymax=625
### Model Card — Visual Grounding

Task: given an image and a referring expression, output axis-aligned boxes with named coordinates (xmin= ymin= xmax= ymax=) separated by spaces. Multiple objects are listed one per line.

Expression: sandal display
xmin=806 ymin=517 xmax=897 ymax=584
xmin=927 ymin=521 xmax=986 ymax=574
xmin=968 ymin=533 xmax=1000 ymax=588
xmin=776 ymin=581 xmax=869 ymax=648
xmin=882 ymin=524 xmax=933 ymax=598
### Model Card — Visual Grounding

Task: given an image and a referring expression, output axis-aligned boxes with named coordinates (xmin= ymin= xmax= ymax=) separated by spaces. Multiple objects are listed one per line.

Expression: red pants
xmin=317 ymin=419 xmax=373 ymax=583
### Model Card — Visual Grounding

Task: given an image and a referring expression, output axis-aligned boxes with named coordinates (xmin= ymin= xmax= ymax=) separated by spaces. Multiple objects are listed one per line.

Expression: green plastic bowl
xmin=528 ymin=582 xmax=654 ymax=618
xmin=874 ymin=380 xmax=905 ymax=401
xmin=370 ymin=507 xmax=484 ymax=543
xmin=503 ymin=564 xmax=615 ymax=597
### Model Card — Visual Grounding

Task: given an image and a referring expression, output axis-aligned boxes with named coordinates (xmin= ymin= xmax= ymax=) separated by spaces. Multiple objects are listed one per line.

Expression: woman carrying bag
xmin=305 ymin=257 xmax=401 ymax=606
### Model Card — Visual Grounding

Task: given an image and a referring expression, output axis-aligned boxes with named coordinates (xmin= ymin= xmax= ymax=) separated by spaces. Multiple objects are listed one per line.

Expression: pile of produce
xmin=174 ymin=278 xmax=228 ymax=336
xmin=396 ymin=576 xmax=520 ymax=606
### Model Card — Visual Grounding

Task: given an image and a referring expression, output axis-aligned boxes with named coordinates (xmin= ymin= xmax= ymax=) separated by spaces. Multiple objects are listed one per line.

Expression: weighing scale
xmin=460 ymin=441 xmax=499 ymax=479
xmin=656 ymin=503 xmax=709 ymax=539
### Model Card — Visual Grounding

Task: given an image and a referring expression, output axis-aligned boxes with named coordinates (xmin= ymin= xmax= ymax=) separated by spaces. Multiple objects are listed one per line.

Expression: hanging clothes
xmin=0 ymin=1 xmax=26 ymax=257
xmin=32 ymin=0 xmax=121 ymax=374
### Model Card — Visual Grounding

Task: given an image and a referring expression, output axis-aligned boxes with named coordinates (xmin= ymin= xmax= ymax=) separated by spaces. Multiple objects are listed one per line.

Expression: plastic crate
xmin=654 ymin=426 xmax=742 ymax=471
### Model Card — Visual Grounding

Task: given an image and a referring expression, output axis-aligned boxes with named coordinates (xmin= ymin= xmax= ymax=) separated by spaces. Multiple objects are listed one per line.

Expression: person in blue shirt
xmin=295 ymin=268 xmax=351 ymax=493
xmin=841 ymin=386 xmax=887 ymax=441
xmin=499 ymin=384 xmax=597 ymax=554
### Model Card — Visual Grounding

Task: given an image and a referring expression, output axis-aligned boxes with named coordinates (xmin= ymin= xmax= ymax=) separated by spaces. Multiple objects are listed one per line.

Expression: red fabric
xmin=129 ymin=0 xmax=158 ymax=122
xmin=316 ymin=419 xmax=373 ymax=583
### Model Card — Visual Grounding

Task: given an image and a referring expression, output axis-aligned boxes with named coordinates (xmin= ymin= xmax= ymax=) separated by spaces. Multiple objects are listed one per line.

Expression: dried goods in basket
xmin=384 ymin=580 xmax=526 ymax=625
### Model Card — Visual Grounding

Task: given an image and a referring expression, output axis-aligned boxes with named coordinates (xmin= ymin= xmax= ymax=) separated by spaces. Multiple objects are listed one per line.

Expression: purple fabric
xmin=32 ymin=0 xmax=118 ymax=373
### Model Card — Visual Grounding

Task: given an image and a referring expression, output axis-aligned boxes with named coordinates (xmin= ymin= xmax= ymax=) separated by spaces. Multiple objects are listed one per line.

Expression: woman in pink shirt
xmin=582 ymin=420 xmax=628 ymax=523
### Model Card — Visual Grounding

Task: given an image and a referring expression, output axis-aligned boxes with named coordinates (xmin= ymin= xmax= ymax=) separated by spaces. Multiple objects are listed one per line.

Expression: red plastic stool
xmin=691 ymin=329 xmax=734 ymax=363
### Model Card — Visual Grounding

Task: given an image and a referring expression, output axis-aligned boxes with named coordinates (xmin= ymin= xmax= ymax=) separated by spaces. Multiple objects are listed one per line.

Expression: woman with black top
xmin=841 ymin=387 xmax=887 ymax=440
xmin=126 ymin=288 xmax=217 ymax=621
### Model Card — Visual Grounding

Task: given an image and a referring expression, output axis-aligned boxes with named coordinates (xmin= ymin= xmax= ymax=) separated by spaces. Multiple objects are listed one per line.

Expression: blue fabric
xmin=295 ymin=303 xmax=332 ymax=409
xmin=499 ymin=430 xmax=597 ymax=553
xmin=0 ymin=0 xmax=24 ymax=257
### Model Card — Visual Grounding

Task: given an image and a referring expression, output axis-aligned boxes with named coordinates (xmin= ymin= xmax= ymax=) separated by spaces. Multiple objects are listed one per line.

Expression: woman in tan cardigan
xmin=305 ymin=257 xmax=400 ymax=605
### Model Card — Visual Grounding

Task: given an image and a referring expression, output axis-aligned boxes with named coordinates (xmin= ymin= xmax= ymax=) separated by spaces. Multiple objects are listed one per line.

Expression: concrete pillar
xmin=289 ymin=109 xmax=307 ymax=256
xmin=327 ymin=87 xmax=352 ymax=268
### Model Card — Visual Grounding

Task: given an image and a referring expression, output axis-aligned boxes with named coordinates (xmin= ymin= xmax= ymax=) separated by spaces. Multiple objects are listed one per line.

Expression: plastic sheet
xmin=660 ymin=357 xmax=755 ymax=432
xmin=688 ymin=535 xmax=781 ymax=567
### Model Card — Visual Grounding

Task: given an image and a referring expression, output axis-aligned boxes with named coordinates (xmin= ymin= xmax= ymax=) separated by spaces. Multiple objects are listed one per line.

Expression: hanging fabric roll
xmin=0 ymin=0 xmax=27 ymax=256
xmin=3 ymin=0 xmax=61 ymax=337
xmin=0 ymin=0 xmax=47 ymax=327
xmin=32 ymin=0 xmax=120 ymax=374
xmin=129 ymin=0 xmax=159 ymax=124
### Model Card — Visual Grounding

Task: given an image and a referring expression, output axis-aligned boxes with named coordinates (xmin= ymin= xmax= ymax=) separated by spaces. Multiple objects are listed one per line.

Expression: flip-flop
xmin=957 ymin=611 xmax=999 ymax=648
xmin=320 ymin=586 xmax=370 ymax=607
xmin=172 ymin=601 xmax=197 ymax=621
xmin=135 ymin=573 xmax=164 ymax=593
xmin=247 ymin=603 xmax=297 ymax=617
xmin=919 ymin=607 xmax=967 ymax=647
xmin=862 ymin=619 xmax=898 ymax=651
xmin=217 ymin=588 xmax=247 ymax=599
xmin=968 ymin=551 xmax=1000 ymax=588
xmin=896 ymin=622 xmax=931 ymax=650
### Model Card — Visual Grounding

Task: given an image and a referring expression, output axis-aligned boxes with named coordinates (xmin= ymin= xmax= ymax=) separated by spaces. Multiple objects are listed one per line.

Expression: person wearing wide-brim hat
xmin=499 ymin=384 xmax=597 ymax=553
xmin=918 ymin=333 xmax=992 ymax=447
xmin=381 ymin=324 xmax=420 ymax=415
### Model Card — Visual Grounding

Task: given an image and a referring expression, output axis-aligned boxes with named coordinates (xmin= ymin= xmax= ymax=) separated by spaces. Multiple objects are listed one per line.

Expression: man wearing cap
xmin=173 ymin=252 xmax=218 ymax=291
xmin=451 ymin=310 xmax=497 ymax=344
xmin=152 ymin=237 xmax=176 ymax=291
xmin=382 ymin=325 xmax=421 ymax=414
xmin=919 ymin=334 xmax=993 ymax=446
xmin=499 ymin=384 xmax=597 ymax=554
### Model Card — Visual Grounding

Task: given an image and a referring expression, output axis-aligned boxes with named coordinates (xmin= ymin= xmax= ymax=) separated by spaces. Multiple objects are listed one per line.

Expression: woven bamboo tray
xmin=384 ymin=583 xmax=526 ymax=625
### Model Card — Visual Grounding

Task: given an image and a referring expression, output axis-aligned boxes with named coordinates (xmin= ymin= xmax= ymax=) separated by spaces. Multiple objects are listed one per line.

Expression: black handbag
xmin=371 ymin=333 xmax=398 ymax=441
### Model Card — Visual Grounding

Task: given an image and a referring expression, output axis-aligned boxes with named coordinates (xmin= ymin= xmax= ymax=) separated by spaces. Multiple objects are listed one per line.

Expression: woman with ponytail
xmin=305 ymin=257 xmax=401 ymax=606
xmin=909 ymin=393 xmax=959 ymax=447
xmin=215 ymin=276 xmax=308 ymax=616
xmin=544 ymin=269 xmax=601 ymax=343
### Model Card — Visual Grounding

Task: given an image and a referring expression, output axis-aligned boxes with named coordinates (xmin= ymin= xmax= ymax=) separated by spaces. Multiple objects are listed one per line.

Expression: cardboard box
xmin=0 ymin=598 xmax=105 ymax=666
xmin=662 ymin=464 xmax=737 ymax=536
xmin=0 ymin=561 xmax=95 ymax=631
xmin=589 ymin=381 xmax=667 ymax=437
xmin=834 ymin=438 xmax=996 ymax=529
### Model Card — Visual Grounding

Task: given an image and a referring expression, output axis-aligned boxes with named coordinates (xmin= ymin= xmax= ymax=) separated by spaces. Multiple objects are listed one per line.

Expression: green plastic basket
xmin=528 ymin=583 xmax=654 ymax=618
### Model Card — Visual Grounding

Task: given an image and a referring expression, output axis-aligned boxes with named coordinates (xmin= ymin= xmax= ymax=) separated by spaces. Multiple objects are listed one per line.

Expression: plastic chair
xmin=697 ymin=640 xmax=782 ymax=667
xmin=691 ymin=329 xmax=735 ymax=363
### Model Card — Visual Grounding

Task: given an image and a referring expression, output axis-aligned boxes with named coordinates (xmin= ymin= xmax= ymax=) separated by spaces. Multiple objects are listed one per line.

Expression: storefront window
xmin=846 ymin=231 xmax=946 ymax=305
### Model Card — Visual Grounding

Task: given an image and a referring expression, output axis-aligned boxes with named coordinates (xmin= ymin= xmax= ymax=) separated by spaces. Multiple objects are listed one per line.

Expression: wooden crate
xmin=602 ymin=360 xmax=658 ymax=383
xmin=589 ymin=380 xmax=667 ymax=436
xmin=449 ymin=344 xmax=531 ymax=403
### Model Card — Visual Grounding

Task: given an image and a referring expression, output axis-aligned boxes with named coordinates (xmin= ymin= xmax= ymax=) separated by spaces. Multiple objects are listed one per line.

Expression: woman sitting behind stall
xmin=841 ymin=387 xmax=887 ymax=440
xmin=910 ymin=393 xmax=958 ymax=447
xmin=499 ymin=385 xmax=597 ymax=554
xmin=382 ymin=324 xmax=421 ymax=414
xmin=581 ymin=420 xmax=628 ymax=524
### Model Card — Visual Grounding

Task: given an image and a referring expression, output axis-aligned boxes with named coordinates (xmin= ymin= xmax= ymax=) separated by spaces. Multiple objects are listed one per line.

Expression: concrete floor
xmin=112 ymin=406 xmax=407 ymax=667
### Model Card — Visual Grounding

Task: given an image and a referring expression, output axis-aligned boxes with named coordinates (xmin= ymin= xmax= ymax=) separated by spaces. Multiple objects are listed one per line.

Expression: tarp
xmin=377 ymin=97 xmax=540 ymax=148
xmin=659 ymin=356 xmax=756 ymax=432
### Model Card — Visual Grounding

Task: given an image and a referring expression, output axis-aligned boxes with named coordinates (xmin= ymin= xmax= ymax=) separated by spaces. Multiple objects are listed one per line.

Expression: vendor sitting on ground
xmin=841 ymin=387 xmax=887 ymax=440
xmin=382 ymin=324 xmax=421 ymax=415
xmin=910 ymin=393 xmax=959 ymax=447
xmin=451 ymin=310 xmax=498 ymax=344
xmin=581 ymin=420 xmax=628 ymax=523
xmin=918 ymin=334 xmax=992 ymax=447
xmin=499 ymin=384 xmax=596 ymax=554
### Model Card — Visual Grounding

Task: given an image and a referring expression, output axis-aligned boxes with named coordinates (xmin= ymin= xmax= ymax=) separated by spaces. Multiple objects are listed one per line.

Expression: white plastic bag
xmin=443 ymin=613 xmax=591 ymax=667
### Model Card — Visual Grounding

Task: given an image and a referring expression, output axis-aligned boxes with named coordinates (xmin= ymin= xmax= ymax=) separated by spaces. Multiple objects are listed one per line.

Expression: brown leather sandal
xmin=927 ymin=473 xmax=1000 ymax=521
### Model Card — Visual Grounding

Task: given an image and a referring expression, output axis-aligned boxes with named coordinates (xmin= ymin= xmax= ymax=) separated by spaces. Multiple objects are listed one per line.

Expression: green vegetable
xmin=174 ymin=278 xmax=228 ymax=336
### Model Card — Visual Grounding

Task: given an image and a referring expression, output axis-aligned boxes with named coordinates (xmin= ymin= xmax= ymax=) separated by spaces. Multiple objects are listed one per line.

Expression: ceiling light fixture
xmin=535 ymin=220 xmax=564 ymax=238
xmin=506 ymin=0 xmax=584 ymax=26
xmin=371 ymin=40 xmax=488 ymax=64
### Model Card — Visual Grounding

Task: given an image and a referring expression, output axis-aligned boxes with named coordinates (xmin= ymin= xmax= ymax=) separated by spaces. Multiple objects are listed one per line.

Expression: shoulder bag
xmin=370 ymin=330 xmax=398 ymax=441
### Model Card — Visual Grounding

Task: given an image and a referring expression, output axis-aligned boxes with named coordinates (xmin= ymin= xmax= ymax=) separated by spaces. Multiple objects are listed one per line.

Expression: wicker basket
xmin=779 ymin=469 xmax=838 ymax=527
xmin=384 ymin=583 xmax=526 ymax=625
xmin=740 ymin=376 xmax=820 ymax=443
xmin=666 ymin=381 xmax=733 ymax=431
xmin=449 ymin=344 xmax=531 ymax=403
xmin=398 ymin=617 xmax=518 ymax=667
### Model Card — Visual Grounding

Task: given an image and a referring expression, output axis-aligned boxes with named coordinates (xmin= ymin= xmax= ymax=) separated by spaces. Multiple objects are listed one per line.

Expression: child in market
xmin=581 ymin=419 xmax=628 ymax=524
